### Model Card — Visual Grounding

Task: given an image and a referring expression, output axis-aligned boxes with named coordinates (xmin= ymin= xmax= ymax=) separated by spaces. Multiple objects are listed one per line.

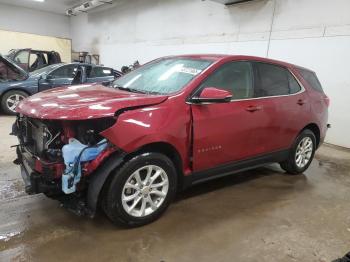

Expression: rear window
xmin=299 ymin=69 xmax=324 ymax=93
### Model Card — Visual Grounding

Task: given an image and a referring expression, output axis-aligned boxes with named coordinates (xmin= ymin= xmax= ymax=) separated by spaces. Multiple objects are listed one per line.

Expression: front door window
xmin=198 ymin=61 xmax=254 ymax=100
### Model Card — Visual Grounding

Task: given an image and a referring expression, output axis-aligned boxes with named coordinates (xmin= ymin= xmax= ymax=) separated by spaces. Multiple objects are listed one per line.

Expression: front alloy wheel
xmin=102 ymin=152 xmax=177 ymax=227
xmin=1 ymin=90 xmax=28 ymax=115
xmin=122 ymin=165 xmax=169 ymax=217
xmin=7 ymin=94 xmax=25 ymax=112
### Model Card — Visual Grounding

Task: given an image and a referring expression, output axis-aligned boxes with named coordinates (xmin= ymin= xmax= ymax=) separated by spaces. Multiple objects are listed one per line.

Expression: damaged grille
xmin=17 ymin=116 xmax=63 ymax=158
xmin=18 ymin=117 xmax=44 ymax=155
xmin=16 ymin=116 xmax=116 ymax=160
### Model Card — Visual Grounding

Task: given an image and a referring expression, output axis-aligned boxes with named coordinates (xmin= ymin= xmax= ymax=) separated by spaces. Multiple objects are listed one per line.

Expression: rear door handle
xmin=297 ymin=99 xmax=306 ymax=105
xmin=246 ymin=105 xmax=262 ymax=112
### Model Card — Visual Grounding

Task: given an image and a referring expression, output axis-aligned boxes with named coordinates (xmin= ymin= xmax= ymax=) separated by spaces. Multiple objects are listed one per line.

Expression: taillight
xmin=324 ymin=95 xmax=330 ymax=107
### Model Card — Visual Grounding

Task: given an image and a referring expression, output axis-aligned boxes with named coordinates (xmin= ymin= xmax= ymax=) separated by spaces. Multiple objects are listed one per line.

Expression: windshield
xmin=29 ymin=63 xmax=63 ymax=77
xmin=112 ymin=58 xmax=212 ymax=95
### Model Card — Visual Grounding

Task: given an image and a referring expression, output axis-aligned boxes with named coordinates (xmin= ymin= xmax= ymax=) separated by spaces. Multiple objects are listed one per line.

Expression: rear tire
xmin=1 ymin=90 xmax=28 ymax=115
xmin=280 ymin=129 xmax=316 ymax=175
xmin=102 ymin=152 xmax=177 ymax=227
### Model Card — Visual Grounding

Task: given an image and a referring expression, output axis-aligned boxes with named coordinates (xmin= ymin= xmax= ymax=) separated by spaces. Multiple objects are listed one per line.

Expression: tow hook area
xmin=57 ymin=195 xmax=94 ymax=217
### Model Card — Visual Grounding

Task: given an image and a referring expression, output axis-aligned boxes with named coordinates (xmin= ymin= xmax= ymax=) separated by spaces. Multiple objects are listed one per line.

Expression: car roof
xmin=167 ymin=54 xmax=304 ymax=70
xmin=30 ymin=63 xmax=109 ymax=75
xmin=41 ymin=62 xmax=103 ymax=67
xmin=9 ymin=48 xmax=58 ymax=53
xmin=70 ymin=62 xmax=106 ymax=68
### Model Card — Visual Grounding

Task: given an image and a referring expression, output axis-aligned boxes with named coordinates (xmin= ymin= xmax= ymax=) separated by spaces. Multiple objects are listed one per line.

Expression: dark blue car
xmin=0 ymin=55 xmax=122 ymax=114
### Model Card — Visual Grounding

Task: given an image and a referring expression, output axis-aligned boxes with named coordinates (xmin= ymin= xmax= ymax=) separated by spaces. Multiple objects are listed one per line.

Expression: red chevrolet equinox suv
xmin=13 ymin=55 xmax=329 ymax=227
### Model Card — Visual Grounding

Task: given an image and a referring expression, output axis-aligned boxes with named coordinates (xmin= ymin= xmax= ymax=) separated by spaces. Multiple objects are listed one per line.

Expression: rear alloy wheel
xmin=103 ymin=152 xmax=177 ymax=227
xmin=280 ymin=129 xmax=316 ymax=174
xmin=1 ymin=90 xmax=28 ymax=115
xmin=295 ymin=137 xmax=313 ymax=169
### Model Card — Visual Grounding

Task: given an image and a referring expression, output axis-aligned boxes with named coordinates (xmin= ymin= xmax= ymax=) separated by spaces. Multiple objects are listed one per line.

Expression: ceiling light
xmin=66 ymin=0 xmax=113 ymax=16
xmin=210 ymin=0 xmax=254 ymax=5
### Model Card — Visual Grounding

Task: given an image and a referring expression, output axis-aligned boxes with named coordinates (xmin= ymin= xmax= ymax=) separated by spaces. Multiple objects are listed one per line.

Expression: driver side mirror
xmin=191 ymin=87 xmax=232 ymax=104
xmin=38 ymin=75 xmax=51 ymax=82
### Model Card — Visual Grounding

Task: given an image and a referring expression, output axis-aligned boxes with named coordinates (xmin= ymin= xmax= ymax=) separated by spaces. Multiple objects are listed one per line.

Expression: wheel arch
xmin=88 ymin=141 xmax=185 ymax=216
xmin=127 ymin=142 xmax=184 ymax=191
xmin=301 ymin=123 xmax=321 ymax=148
xmin=0 ymin=88 xmax=31 ymax=100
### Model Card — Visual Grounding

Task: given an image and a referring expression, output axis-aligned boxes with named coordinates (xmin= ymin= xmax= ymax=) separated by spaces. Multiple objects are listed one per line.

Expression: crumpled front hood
xmin=16 ymin=84 xmax=168 ymax=120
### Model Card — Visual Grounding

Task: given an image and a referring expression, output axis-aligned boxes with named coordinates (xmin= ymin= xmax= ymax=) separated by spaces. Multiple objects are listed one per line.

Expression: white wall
xmin=0 ymin=2 xmax=70 ymax=39
xmin=71 ymin=0 xmax=350 ymax=148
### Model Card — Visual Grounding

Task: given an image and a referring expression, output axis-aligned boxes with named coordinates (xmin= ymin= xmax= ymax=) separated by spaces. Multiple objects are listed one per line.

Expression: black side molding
xmin=183 ymin=149 xmax=289 ymax=188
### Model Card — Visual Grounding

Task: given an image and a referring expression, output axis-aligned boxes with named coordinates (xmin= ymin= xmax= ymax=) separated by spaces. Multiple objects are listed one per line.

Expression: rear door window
xmin=254 ymin=63 xmax=289 ymax=97
xmin=299 ymin=69 xmax=324 ymax=93
xmin=254 ymin=62 xmax=301 ymax=97
xmin=89 ymin=67 xmax=113 ymax=78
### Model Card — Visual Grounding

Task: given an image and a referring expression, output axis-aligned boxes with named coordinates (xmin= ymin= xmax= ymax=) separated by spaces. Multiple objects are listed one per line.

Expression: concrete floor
xmin=0 ymin=115 xmax=349 ymax=262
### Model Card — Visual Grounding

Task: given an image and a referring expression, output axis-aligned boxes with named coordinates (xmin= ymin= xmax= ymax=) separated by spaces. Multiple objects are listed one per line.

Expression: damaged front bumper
xmin=15 ymin=147 xmax=62 ymax=195
xmin=12 ymin=116 xmax=126 ymax=217
xmin=15 ymin=144 xmax=126 ymax=217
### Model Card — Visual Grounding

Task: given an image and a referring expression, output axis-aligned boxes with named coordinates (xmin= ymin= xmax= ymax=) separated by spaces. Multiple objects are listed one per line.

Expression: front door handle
xmin=297 ymin=99 xmax=306 ymax=106
xmin=246 ymin=105 xmax=262 ymax=112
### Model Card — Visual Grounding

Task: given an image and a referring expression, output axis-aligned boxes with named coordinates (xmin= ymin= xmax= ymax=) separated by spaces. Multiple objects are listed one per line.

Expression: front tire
xmin=102 ymin=152 xmax=177 ymax=227
xmin=280 ymin=129 xmax=316 ymax=174
xmin=1 ymin=90 xmax=28 ymax=115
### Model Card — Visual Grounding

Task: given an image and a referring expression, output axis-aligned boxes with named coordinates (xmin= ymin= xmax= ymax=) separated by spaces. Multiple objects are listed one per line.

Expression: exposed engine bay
xmin=15 ymin=116 xmax=115 ymax=158
xmin=12 ymin=115 xmax=118 ymax=215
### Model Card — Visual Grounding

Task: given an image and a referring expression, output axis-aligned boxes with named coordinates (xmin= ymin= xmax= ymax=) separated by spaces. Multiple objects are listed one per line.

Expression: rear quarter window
xmin=299 ymin=69 xmax=324 ymax=93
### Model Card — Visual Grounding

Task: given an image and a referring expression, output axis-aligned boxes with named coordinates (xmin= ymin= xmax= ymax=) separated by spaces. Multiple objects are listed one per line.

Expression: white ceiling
xmin=0 ymin=0 xmax=86 ymax=14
